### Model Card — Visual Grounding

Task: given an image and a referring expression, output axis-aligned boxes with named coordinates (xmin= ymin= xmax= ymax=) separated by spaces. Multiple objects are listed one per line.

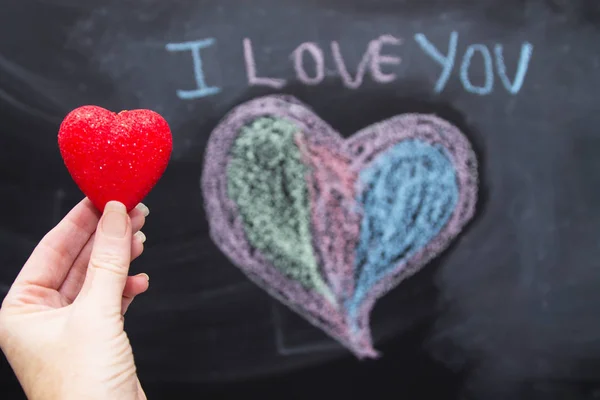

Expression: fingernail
xmin=135 ymin=203 xmax=150 ymax=217
xmin=134 ymin=231 xmax=146 ymax=243
xmin=136 ymin=273 xmax=150 ymax=282
xmin=101 ymin=201 xmax=128 ymax=238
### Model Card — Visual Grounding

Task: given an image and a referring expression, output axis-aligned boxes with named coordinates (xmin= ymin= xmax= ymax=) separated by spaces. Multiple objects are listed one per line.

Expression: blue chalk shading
xmin=166 ymin=38 xmax=221 ymax=99
xmin=347 ymin=140 xmax=459 ymax=323
xmin=495 ymin=42 xmax=534 ymax=95
xmin=414 ymin=31 xmax=458 ymax=93
xmin=460 ymin=44 xmax=494 ymax=95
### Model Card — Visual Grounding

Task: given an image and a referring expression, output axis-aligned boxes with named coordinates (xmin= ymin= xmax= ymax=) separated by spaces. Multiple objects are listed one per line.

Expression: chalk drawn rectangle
xmin=270 ymin=300 xmax=343 ymax=356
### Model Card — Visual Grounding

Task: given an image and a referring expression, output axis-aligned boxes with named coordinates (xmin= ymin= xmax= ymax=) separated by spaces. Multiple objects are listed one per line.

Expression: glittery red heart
xmin=58 ymin=105 xmax=172 ymax=212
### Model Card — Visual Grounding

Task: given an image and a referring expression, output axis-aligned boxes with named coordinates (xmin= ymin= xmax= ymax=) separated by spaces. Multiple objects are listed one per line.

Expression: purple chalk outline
xmin=201 ymin=95 xmax=478 ymax=359
xmin=343 ymin=114 xmax=478 ymax=353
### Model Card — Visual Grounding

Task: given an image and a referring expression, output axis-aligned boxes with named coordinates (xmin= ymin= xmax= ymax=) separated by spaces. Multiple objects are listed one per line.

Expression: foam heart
xmin=58 ymin=106 xmax=172 ymax=211
xmin=202 ymin=95 xmax=477 ymax=358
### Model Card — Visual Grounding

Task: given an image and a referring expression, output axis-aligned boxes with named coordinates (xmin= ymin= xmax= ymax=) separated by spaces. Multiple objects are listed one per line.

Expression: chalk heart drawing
xmin=201 ymin=95 xmax=478 ymax=358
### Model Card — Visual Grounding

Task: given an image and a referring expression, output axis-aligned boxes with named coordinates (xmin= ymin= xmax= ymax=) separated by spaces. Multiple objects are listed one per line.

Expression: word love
xmin=166 ymin=31 xmax=533 ymax=100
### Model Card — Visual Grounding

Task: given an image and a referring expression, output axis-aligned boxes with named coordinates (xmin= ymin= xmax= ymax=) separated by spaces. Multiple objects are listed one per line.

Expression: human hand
xmin=0 ymin=198 xmax=150 ymax=400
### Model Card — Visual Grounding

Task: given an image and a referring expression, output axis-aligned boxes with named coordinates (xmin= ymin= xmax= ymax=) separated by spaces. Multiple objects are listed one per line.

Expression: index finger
xmin=13 ymin=197 xmax=100 ymax=289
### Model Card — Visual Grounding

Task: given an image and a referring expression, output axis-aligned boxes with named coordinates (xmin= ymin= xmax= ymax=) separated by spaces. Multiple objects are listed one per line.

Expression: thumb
xmin=81 ymin=201 xmax=132 ymax=312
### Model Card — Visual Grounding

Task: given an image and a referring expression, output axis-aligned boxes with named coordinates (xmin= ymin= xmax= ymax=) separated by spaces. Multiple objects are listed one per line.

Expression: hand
xmin=0 ymin=198 xmax=150 ymax=400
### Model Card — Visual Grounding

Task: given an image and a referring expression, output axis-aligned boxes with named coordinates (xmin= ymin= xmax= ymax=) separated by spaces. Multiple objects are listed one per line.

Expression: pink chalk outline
xmin=201 ymin=95 xmax=478 ymax=358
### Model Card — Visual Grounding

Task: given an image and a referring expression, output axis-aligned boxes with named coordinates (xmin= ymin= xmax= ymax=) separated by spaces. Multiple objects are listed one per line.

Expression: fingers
xmin=121 ymin=273 xmax=149 ymax=315
xmin=136 ymin=377 xmax=148 ymax=400
xmin=14 ymin=198 xmax=100 ymax=289
xmin=58 ymin=204 xmax=147 ymax=303
xmin=131 ymin=231 xmax=146 ymax=260
xmin=79 ymin=201 xmax=133 ymax=313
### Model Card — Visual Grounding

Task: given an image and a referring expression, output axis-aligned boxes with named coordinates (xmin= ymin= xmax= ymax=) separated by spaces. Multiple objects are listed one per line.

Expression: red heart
xmin=58 ymin=105 xmax=172 ymax=212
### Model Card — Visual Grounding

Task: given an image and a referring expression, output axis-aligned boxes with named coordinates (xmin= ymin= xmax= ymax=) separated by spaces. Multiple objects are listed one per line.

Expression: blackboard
xmin=2 ymin=0 xmax=600 ymax=398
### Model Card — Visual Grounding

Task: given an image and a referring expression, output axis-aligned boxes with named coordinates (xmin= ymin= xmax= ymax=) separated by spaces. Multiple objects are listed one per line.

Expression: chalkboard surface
xmin=2 ymin=0 xmax=600 ymax=398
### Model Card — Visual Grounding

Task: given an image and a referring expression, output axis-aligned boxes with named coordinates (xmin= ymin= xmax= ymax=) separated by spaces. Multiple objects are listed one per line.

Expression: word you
xmin=165 ymin=31 xmax=533 ymax=100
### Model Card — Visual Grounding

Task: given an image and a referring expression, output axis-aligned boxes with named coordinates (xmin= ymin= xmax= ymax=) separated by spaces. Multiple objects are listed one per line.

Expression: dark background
xmin=2 ymin=0 xmax=600 ymax=398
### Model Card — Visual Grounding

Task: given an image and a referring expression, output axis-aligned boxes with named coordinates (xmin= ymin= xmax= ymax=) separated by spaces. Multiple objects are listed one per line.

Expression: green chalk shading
xmin=226 ymin=117 xmax=335 ymax=304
